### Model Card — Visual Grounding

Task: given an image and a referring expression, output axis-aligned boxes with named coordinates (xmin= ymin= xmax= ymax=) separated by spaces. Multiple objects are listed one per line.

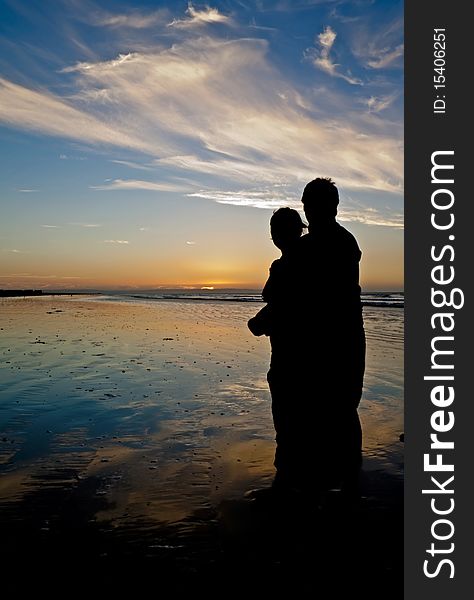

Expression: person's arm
xmin=262 ymin=259 xmax=281 ymax=303
xmin=248 ymin=304 xmax=274 ymax=336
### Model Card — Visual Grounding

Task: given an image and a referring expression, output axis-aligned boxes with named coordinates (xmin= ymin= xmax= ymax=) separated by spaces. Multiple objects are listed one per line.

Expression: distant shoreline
xmin=0 ymin=289 xmax=404 ymax=307
xmin=0 ymin=290 xmax=100 ymax=298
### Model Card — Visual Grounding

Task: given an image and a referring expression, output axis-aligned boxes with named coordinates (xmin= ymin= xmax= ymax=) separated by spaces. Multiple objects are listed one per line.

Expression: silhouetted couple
xmin=248 ymin=178 xmax=365 ymax=504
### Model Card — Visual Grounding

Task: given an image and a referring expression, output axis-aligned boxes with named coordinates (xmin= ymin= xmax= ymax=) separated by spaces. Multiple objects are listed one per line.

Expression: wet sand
xmin=0 ymin=296 xmax=403 ymax=595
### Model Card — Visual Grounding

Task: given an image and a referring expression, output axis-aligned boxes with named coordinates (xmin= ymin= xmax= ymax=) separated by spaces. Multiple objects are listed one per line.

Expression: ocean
xmin=60 ymin=288 xmax=404 ymax=309
xmin=0 ymin=292 xmax=403 ymax=539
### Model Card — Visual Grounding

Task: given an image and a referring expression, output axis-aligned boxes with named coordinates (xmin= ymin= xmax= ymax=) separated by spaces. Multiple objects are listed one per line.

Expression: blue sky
xmin=0 ymin=0 xmax=403 ymax=289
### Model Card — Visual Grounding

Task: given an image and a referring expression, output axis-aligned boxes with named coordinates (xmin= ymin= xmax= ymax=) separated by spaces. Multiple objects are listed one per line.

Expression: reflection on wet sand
xmin=0 ymin=297 xmax=403 ymax=594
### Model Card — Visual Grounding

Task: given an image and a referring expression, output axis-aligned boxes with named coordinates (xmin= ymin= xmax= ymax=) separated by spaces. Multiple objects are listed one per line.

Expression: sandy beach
xmin=0 ymin=296 xmax=403 ymax=594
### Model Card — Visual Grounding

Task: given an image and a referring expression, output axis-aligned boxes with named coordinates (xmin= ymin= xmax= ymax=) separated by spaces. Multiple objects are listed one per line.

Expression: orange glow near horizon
xmin=0 ymin=270 xmax=403 ymax=292
xmin=0 ymin=222 xmax=403 ymax=291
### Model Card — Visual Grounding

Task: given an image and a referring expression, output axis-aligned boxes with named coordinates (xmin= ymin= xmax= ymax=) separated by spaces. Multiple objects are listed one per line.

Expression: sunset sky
xmin=0 ymin=0 xmax=403 ymax=290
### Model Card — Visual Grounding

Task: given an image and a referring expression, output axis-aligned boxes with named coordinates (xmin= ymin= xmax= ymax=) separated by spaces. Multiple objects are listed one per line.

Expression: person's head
xmin=270 ymin=207 xmax=307 ymax=252
xmin=301 ymin=177 xmax=339 ymax=225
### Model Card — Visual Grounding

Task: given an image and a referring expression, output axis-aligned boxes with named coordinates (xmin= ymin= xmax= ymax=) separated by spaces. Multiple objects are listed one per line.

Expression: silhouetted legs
xmin=267 ymin=366 xmax=363 ymax=499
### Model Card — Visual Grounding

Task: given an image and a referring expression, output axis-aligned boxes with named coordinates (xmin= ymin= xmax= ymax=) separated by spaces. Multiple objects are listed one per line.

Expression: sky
xmin=0 ymin=0 xmax=403 ymax=290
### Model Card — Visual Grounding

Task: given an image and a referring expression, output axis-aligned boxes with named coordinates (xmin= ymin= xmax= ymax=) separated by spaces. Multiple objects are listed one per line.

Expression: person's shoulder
xmin=335 ymin=222 xmax=355 ymax=238
xmin=269 ymin=257 xmax=282 ymax=270
xmin=335 ymin=223 xmax=361 ymax=257
xmin=268 ymin=257 xmax=287 ymax=277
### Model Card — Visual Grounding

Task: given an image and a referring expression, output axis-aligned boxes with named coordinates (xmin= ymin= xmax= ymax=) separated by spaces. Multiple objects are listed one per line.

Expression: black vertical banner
xmin=405 ymin=1 xmax=472 ymax=598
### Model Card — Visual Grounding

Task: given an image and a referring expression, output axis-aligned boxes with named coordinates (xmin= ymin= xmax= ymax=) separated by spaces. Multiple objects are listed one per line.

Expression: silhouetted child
xmin=248 ymin=207 xmax=306 ymax=337
xmin=248 ymin=208 xmax=308 ymax=496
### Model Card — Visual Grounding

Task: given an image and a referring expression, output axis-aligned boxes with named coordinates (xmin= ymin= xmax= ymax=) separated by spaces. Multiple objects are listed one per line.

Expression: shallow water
xmin=0 ymin=297 xmax=403 ymax=527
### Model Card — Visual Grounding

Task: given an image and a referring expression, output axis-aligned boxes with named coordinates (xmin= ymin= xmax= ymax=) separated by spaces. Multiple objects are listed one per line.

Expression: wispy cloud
xmin=61 ymin=52 xmax=136 ymax=73
xmin=59 ymin=154 xmax=87 ymax=160
xmin=351 ymin=18 xmax=404 ymax=70
xmin=0 ymin=29 xmax=402 ymax=216
xmin=90 ymin=179 xmax=190 ymax=192
xmin=338 ymin=207 xmax=403 ymax=228
xmin=189 ymin=187 xmax=403 ymax=228
xmin=168 ymin=3 xmax=232 ymax=28
xmin=104 ymin=239 xmax=129 ymax=244
xmin=17 ymin=188 xmax=38 ymax=193
xmin=306 ymin=26 xmax=362 ymax=85
xmin=41 ymin=224 xmax=60 ymax=228
xmin=366 ymin=44 xmax=404 ymax=69
xmin=186 ymin=240 xmax=197 ymax=245
xmin=69 ymin=222 xmax=102 ymax=228
xmin=338 ymin=193 xmax=403 ymax=228
xmin=92 ymin=9 xmax=169 ymax=29
xmin=110 ymin=160 xmax=152 ymax=171
xmin=328 ymin=7 xmax=361 ymax=24
xmin=0 ymin=76 xmax=155 ymax=153
xmin=3 ymin=248 xmax=28 ymax=253
xmin=188 ymin=188 xmax=299 ymax=210
xmin=364 ymin=93 xmax=398 ymax=113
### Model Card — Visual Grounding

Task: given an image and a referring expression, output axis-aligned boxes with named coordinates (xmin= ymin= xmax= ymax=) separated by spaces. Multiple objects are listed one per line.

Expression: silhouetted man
xmin=296 ymin=177 xmax=365 ymax=496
